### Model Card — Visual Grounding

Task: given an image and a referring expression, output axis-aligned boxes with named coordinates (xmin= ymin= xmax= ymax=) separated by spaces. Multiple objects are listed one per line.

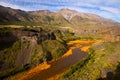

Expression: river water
xmin=30 ymin=49 xmax=87 ymax=80
xmin=16 ymin=40 xmax=96 ymax=80
xmin=27 ymin=41 xmax=95 ymax=80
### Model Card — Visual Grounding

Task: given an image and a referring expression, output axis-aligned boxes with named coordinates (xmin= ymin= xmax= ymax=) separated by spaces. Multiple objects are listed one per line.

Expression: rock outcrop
xmin=0 ymin=27 xmax=67 ymax=78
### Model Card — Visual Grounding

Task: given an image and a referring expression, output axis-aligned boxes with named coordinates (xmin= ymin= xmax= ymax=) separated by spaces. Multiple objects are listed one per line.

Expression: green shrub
xmin=62 ymin=48 xmax=95 ymax=78
xmin=42 ymin=40 xmax=67 ymax=59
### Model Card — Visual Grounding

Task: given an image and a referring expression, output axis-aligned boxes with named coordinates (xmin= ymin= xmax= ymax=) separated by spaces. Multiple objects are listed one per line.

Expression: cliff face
xmin=0 ymin=27 xmax=68 ymax=78
xmin=0 ymin=5 xmax=120 ymax=79
xmin=0 ymin=29 xmax=18 ymax=50
xmin=14 ymin=28 xmax=57 ymax=66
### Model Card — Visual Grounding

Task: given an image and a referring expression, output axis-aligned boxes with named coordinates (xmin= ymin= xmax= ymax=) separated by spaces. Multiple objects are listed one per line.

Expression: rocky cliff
xmin=0 ymin=27 xmax=69 ymax=79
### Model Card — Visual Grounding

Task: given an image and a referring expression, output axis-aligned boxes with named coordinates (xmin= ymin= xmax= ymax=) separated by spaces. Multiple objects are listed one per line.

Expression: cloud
xmin=0 ymin=1 xmax=31 ymax=11
xmin=100 ymin=6 xmax=120 ymax=14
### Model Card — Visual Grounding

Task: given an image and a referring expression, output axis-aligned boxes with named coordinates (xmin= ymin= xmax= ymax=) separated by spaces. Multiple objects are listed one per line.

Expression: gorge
xmin=0 ymin=5 xmax=120 ymax=80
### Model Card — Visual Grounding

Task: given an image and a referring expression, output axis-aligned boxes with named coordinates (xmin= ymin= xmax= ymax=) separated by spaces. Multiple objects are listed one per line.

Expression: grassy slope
xmin=59 ymin=41 xmax=120 ymax=80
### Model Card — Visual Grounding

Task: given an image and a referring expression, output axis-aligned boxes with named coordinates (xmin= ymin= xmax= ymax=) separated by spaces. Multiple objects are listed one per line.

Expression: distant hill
xmin=0 ymin=5 xmax=120 ymax=80
xmin=0 ymin=5 xmax=34 ymax=22
xmin=0 ymin=5 xmax=120 ymax=27
xmin=0 ymin=5 xmax=71 ymax=27
xmin=0 ymin=5 xmax=120 ymax=40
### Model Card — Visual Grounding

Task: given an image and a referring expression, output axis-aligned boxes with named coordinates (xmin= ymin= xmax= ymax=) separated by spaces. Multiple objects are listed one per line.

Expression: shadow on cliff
xmin=98 ymin=63 xmax=120 ymax=80
xmin=0 ymin=31 xmax=18 ymax=50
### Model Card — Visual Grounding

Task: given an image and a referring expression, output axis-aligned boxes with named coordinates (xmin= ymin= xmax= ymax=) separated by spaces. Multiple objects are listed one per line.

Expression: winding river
xmin=18 ymin=40 xmax=96 ymax=80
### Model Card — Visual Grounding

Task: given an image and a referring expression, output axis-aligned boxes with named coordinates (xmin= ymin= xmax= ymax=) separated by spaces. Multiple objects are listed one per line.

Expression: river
xmin=18 ymin=40 xmax=96 ymax=80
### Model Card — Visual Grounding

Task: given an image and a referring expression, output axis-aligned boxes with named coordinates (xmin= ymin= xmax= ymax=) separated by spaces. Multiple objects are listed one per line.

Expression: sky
xmin=0 ymin=0 xmax=120 ymax=23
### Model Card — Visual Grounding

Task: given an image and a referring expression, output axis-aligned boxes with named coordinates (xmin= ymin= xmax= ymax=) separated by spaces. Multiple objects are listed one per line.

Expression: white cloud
xmin=100 ymin=6 xmax=120 ymax=14
xmin=0 ymin=1 xmax=30 ymax=11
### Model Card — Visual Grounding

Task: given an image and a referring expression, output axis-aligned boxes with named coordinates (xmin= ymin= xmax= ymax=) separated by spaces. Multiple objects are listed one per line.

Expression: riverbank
xmin=6 ymin=40 xmax=97 ymax=80
xmin=17 ymin=62 xmax=51 ymax=80
xmin=59 ymin=41 xmax=120 ymax=80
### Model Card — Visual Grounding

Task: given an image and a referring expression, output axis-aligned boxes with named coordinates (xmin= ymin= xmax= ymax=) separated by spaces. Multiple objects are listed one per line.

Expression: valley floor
xmin=6 ymin=40 xmax=97 ymax=80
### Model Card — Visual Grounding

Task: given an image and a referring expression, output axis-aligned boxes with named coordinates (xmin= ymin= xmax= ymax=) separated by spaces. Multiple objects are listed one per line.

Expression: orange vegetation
xmin=81 ymin=46 xmax=90 ymax=52
xmin=67 ymin=40 xmax=96 ymax=46
xmin=46 ymin=40 xmax=96 ymax=80
xmin=67 ymin=40 xmax=96 ymax=52
xmin=17 ymin=40 xmax=97 ymax=80
xmin=17 ymin=62 xmax=51 ymax=80
xmin=62 ymin=49 xmax=72 ymax=58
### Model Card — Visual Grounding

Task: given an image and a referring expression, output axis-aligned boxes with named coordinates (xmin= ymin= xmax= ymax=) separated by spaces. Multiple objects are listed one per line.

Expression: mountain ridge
xmin=0 ymin=5 xmax=120 ymax=80
xmin=0 ymin=5 xmax=120 ymax=24
xmin=0 ymin=5 xmax=120 ymax=40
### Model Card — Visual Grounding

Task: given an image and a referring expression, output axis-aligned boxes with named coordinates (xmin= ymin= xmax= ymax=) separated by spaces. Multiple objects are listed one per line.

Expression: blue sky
xmin=0 ymin=0 xmax=120 ymax=23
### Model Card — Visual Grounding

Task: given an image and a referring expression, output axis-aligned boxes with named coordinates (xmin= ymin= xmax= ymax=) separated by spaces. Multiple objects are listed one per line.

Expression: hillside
xmin=0 ymin=5 xmax=71 ymax=27
xmin=0 ymin=5 xmax=120 ymax=27
xmin=59 ymin=42 xmax=120 ymax=80
xmin=0 ymin=5 xmax=120 ymax=39
xmin=0 ymin=5 xmax=33 ymax=22
xmin=0 ymin=5 xmax=120 ymax=80
xmin=0 ymin=27 xmax=74 ymax=79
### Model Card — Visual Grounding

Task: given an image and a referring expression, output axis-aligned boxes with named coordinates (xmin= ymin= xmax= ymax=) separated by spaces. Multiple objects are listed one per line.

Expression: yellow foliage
xmin=67 ymin=40 xmax=96 ymax=46
xmin=62 ymin=49 xmax=72 ymax=58
xmin=17 ymin=40 xmax=97 ymax=80
xmin=67 ymin=40 xmax=98 ymax=52
xmin=81 ymin=46 xmax=91 ymax=52
xmin=17 ymin=63 xmax=51 ymax=80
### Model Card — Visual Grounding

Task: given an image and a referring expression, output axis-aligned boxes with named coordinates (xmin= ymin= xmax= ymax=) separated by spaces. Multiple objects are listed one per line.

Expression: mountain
xmin=58 ymin=8 xmax=120 ymax=28
xmin=58 ymin=8 xmax=104 ymax=21
xmin=0 ymin=5 xmax=120 ymax=80
xmin=0 ymin=5 xmax=34 ymax=22
xmin=0 ymin=5 xmax=120 ymax=40
xmin=29 ymin=10 xmax=53 ymax=15
xmin=59 ymin=8 xmax=105 ymax=21
xmin=0 ymin=5 xmax=120 ymax=27
xmin=0 ymin=5 xmax=71 ymax=27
